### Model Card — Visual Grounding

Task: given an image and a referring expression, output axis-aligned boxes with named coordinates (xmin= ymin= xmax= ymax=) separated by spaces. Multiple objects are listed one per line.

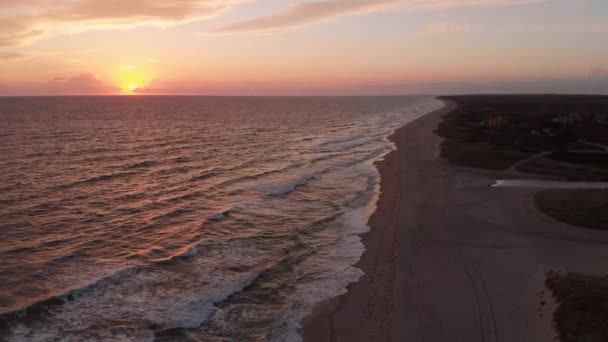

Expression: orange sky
xmin=0 ymin=0 xmax=607 ymax=95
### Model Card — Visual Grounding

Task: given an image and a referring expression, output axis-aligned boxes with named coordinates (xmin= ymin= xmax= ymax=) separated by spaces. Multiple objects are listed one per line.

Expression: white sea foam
xmin=268 ymin=97 xmax=445 ymax=342
xmin=6 ymin=241 xmax=272 ymax=342
xmin=0 ymin=96 xmax=445 ymax=341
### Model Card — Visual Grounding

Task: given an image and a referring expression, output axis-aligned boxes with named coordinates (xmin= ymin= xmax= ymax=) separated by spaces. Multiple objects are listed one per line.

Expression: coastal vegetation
xmin=535 ymin=189 xmax=608 ymax=231
xmin=436 ymin=95 xmax=608 ymax=178
xmin=437 ymin=95 xmax=608 ymax=342
xmin=546 ymin=271 xmax=608 ymax=342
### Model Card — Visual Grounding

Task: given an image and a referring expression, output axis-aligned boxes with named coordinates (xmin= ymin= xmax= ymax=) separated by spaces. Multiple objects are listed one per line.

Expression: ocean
xmin=0 ymin=96 xmax=442 ymax=341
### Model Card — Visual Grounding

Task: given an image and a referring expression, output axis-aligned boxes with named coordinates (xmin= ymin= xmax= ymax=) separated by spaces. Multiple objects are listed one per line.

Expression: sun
xmin=122 ymin=83 xmax=140 ymax=95
xmin=114 ymin=64 xmax=150 ymax=95
xmin=122 ymin=83 xmax=142 ymax=95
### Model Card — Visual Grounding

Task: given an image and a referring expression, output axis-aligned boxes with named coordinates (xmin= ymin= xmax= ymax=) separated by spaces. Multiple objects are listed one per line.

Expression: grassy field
xmin=516 ymin=156 xmax=608 ymax=181
xmin=535 ymin=189 xmax=608 ymax=231
xmin=437 ymin=95 xmax=608 ymax=174
xmin=548 ymin=152 xmax=608 ymax=169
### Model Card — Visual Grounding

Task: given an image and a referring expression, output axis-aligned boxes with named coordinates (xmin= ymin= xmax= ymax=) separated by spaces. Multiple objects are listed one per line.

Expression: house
xmin=594 ymin=113 xmax=608 ymax=124
xmin=485 ymin=115 xmax=509 ymax=129
xmin=552 ymin=113 xmax=583 ymax=126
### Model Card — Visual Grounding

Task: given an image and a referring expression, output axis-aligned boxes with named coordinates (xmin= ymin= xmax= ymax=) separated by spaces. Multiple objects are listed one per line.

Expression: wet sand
xmin=302 ymin=99 xmax=608 ymax=342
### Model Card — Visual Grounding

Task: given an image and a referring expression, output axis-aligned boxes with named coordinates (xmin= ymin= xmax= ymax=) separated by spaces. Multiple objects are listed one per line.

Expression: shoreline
xmin=301 ymin=99 xmax=456 ymax=341
xmin=301 ymin=96 xmax=608 ymax=341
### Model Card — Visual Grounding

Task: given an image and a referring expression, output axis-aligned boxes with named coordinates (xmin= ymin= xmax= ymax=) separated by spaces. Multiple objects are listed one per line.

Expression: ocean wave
xmin=150 ymin=208 xmax=196 ymax=222
xmin=316 ymin=136 xmax=382 ymax=153
xmin=0 ymin=239 xmax=273 ymax=341
xmin=254 ymin=173 xmax=321 ymax=197
xmin=151 ymin=165 xmax=198 ymax=176
xmin=55 ymin=171 xmax=140 ymax=189
xmin=206 ymin=208 xmax=233 ymax=223
xmin=0 ymin=96 xmax=446 ymax=341
xmin=67 ymin=147 xmax=120 ymax=156
xmin=127 ymin=160 xmax=157 ymax=169
xmin=269 ymin=209 xmax=370 ymax=342
xmin=189 ymin=168 xmax=221 ymax=181
xmin=172 ymin=156 xmax=190 ymax=163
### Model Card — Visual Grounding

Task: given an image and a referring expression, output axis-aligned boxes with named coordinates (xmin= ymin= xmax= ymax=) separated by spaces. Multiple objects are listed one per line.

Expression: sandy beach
xmin=302 ymin=99 xmax=608 ymax=342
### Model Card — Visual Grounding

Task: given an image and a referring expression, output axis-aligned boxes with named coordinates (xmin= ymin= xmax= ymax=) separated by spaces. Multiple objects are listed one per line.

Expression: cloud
xmin=213 ymin=0 xmax=550 ymax=33
xmin=0 ymin=0 xmax=554 ymax=43
xmin=0 ymin=0 xmax=248 ymax=47
xmin=350 ymin=72 xmax=608 ymax=95
xmin=590 ymin=67 xmax=608 ymax=79
xmin=0 ymin=72 xmax=120 ymax=95
xmin=0 ymin=18 xmax=46 ymax=47
xmin=50 ymin=73 xmax=118 ymax=94
xmin=214 ymin=0 xmax=401 ymax=33
xmin=135 ymin=75 xmax=608 ymax=95
xmin=0 ymin=51 xmax=27 ymax=63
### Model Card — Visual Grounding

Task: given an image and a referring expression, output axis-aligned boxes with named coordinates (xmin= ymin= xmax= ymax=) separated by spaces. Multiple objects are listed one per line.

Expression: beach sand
xmin=302 ymin=99 xmax=608 ymax=342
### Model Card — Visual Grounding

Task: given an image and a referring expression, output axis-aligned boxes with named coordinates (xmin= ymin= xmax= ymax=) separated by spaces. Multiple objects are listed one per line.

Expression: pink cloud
xmin=0 ymin=0 xmax=248 ymax=47
xmin=214 ymin=0 xmax=551 ymax=33
xmin=590 ymin=67 xmax=608 ymax=79
xmin=50 ymin=73 xmax=118 ymax=94
xmin=0 ymin=73 xmax=118 ymax=95
xmin=0 ymin=18 xmax=46 ymax=47
xmin=0 ymin=51 xmax=27 ymax=63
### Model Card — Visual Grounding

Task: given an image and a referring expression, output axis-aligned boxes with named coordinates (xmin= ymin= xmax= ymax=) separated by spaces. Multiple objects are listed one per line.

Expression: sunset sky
xmin=0 ymin=0 xmax=606 ymax=96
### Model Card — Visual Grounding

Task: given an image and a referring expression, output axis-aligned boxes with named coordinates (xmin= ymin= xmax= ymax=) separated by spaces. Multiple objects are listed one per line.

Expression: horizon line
xmin=1 ymin=92 xmax=608 ymax=98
